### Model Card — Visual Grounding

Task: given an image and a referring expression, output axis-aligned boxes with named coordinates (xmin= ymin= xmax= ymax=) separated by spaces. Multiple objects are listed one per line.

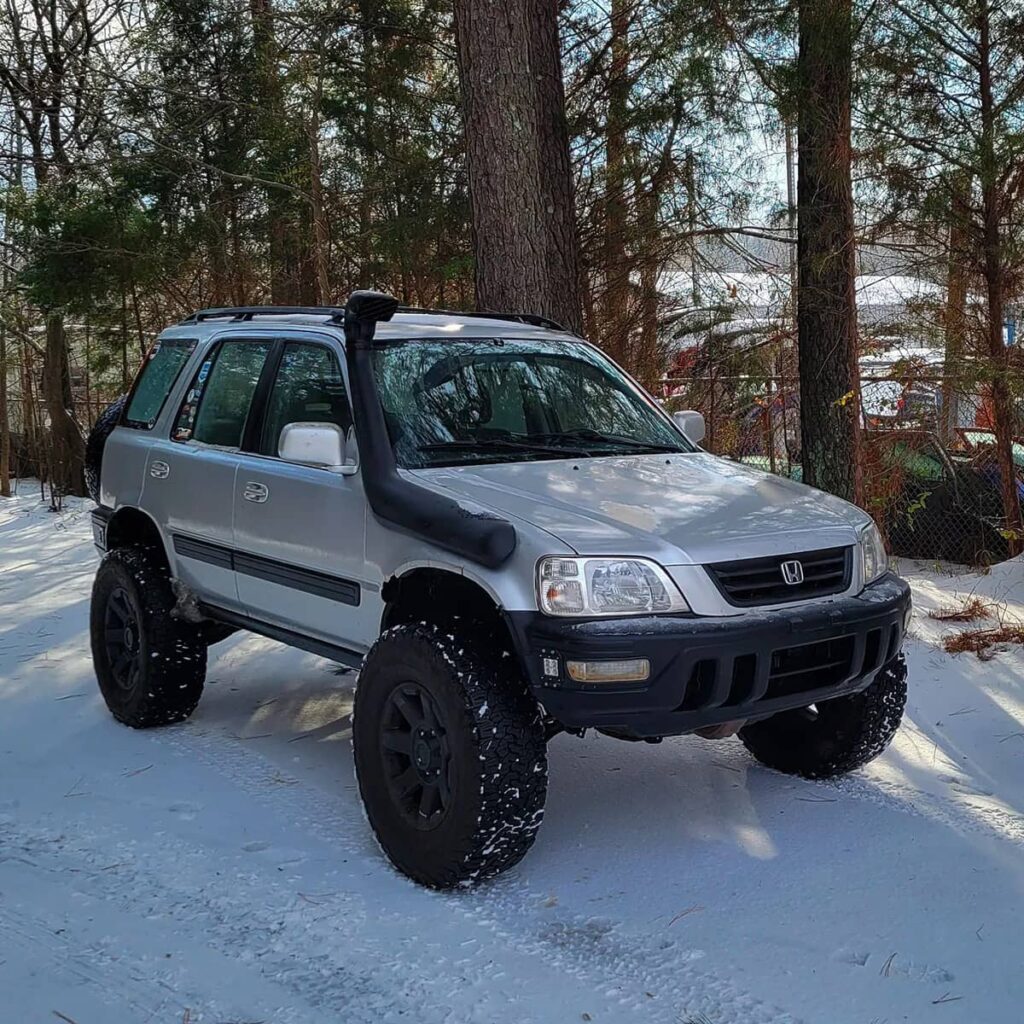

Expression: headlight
xmin=859 ymin=522 xmax=888 ymax=585
xmin=538 ymin=557 xmax=689 ymax=616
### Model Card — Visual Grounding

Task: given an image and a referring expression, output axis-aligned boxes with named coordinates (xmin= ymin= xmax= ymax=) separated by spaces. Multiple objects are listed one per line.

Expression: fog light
xmin=565 ymin=658 xmax=650 ymax=683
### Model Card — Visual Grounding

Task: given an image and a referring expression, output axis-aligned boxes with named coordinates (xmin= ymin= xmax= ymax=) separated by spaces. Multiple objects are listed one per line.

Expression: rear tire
xmin=738 ymin=654 xmax=907 ymax=779
xmin=90 ymin=546 xmax=207 ymax=727
xmin=353 ymin=623 xmax=547 ymax=888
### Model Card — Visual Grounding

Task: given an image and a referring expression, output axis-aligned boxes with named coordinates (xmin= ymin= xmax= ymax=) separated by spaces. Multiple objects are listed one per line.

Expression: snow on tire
xmin=738 ymin=653 xmax=907 ymax=779
xmin=90 ymin=545 xmax=207 ymax=728
xmin=352 ymin=623 xmax=547 ymax=889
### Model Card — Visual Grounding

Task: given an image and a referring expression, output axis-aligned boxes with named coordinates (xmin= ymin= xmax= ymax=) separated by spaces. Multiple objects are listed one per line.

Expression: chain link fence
xmin=4 ymin=326 xmax=1022 ymax=568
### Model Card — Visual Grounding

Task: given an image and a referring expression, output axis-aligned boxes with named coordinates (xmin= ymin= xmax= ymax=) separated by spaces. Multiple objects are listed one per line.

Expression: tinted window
xmin=261 ymin=343 xmax=352 ymax=455
xmin=174 ymin=340 xmax=271 ymax=447
xmin=372 ymin=338 xmax=690 ymax=468
xmin=124 ymin=339 xmax=196 ymax=428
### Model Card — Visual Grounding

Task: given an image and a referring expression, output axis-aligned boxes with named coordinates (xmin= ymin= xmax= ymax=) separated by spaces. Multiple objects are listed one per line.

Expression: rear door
xmin=232 ymin=334 xmax=376 ymax=649
xmin=146 ymin=336 xmax=274 ymax=611
xmin=100 ymin=336 xmax=198 ymax=511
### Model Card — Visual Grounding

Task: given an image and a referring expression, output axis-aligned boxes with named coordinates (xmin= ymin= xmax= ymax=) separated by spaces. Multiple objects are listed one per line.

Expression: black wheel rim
xmin=380 ymin=682 xmax=452 ymax=831
xmin=104 ymin=586 xmax=141 ymax=692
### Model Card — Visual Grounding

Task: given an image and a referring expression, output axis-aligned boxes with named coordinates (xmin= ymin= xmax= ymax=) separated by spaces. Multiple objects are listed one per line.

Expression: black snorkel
xmin=342 ymin=290 xmax=517 ymax=569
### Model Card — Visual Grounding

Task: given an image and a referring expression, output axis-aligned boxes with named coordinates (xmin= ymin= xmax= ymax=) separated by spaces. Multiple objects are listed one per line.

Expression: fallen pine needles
xmin=943 ymin=625 xmax=1024 ymax=658
xmin=928 ymin=597 xmax=993 ymax=623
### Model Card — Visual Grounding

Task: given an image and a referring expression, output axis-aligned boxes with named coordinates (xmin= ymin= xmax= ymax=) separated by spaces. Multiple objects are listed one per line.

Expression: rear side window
xmin=124 ymin=339 xmax=197 ymax=428
xmin=173 ymin=340 xmax=272 ymax=448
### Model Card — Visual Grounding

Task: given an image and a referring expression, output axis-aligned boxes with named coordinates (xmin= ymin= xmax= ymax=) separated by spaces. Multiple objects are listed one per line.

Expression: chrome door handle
xmin=150 ymin=460 xmax=170 ymax=480
xmin=243 ymin=481 xmax=269 ymax=503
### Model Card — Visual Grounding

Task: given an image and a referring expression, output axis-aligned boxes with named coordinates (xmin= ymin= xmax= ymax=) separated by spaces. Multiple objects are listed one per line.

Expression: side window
xmin=261 ymin=343 xmax=352 ymax=456
xmin=124 ymin=338 xmax=197 ymax=429
xmin=173 ymin=340 xmax=272 ymax=447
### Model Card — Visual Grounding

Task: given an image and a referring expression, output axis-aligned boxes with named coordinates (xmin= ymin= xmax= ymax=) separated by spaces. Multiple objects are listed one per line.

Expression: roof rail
xmin=179 ymin=303 xmax=570 ymax=332
xmin=179 ymin=305 xmax=348 ymax=324
xmin=395 ymin=306 xmax=568 ymax=332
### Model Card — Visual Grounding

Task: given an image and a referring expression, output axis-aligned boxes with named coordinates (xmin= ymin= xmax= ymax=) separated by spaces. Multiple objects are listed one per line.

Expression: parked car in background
xmin=870 ymin=430 xmax=1023 ymax=565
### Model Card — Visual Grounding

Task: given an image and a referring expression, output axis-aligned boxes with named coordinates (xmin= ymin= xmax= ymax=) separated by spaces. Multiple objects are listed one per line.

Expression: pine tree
xmin=452 ymin=0 xmax=583 ymax=331
xmin=795 ymin=0 xmax=862 ymax=503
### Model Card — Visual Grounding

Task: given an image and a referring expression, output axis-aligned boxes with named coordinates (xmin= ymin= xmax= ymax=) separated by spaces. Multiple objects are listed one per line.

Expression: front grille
xmin=767 ymin=636 xmax=854 ymax=698
xmin=707 ymin=546 xmax=852 ymax=607
xmin=677 ymin=634 xmax=857 ymax=712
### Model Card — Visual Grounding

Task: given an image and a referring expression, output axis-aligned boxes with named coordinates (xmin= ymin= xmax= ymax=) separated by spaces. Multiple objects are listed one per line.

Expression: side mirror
xmin=278 ymin=422 xmax=358 ymax=475
xmin=672 ymin=410 xmax=706 ymax=445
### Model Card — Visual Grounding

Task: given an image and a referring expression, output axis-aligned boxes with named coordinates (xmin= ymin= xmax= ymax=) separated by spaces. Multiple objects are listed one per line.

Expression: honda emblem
xmin=781 ymin=560 xmax=804 ymax=585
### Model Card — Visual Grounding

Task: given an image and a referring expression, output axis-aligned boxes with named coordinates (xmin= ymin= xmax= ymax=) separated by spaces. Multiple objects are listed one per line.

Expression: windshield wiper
xmin=418 ymin=438 xmax=592 ymax=458
xmin=529 ymin=429 xmax=682 ymax=453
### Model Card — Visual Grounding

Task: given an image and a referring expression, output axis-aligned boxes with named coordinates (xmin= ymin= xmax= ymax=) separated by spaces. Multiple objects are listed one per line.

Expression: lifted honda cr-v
xmin=87 ymin=291 xmax=910 ymax=888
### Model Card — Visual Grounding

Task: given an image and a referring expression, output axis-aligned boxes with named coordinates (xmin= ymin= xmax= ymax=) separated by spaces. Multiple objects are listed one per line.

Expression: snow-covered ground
xmin=2 ymin=489 xmax=1023 ymax=1024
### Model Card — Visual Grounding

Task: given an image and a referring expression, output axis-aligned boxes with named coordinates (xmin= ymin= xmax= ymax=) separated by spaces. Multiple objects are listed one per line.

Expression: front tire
xmin=353 ymin=624 xmax=547 ymax=888
xmin=738 ymin=654 xmax=907 ymax=779
xmin=90 ymin=546 xmax=207 ymax=727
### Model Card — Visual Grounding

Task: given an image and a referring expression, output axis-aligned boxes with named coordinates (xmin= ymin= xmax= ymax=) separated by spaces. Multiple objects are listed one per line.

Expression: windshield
xmin=372 ymin=337 xmax=693 ymax=468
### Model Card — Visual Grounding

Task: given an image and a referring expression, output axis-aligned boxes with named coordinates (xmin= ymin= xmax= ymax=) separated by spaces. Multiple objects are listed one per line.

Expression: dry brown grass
xmin=943 ymin=625 xmax=1024 ymax=659
xmin=928 ymin=597 xmax=994 ymax=623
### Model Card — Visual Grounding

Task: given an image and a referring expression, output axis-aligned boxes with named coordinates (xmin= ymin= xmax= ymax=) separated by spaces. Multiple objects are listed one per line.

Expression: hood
xmin=412 ymin=452 xmax=869 ymax=565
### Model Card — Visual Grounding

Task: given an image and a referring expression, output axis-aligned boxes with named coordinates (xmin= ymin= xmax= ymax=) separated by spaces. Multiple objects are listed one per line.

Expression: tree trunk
xmin=528 ymin=0 xmax=585 ymax=334
xmin=42 ymin=313 xmax=85 ymax=499
xmin=308 ymin=106 xmax=331 ymax=304
xmin=636 ymin=186 xmax=660 ymax=390
xmin=796 ymin=0 xmax=862 ymax=503
xmin=0 ymin=185 xmax=9 ymax=497
xmin=977 ymin=11 xmax=1022 ymax=551
xmin=453 ymin=0 xmax=583 ymax=333
xmin=209 ymin=178 xmax=232 ymax=307
xmin=0 ymin=321 xmax=10 ymax=497
xmin=785 ymin=120 xmax=797 ymax=320
xmin=601 ymin=0 xmax=631 ymax=363
xmin=357 ymin=0 xmax=377 ymax=288
xmin=250 ymin=0 xmax=306 ymax=304
xmin=121 ymin=285 xmax=130 ymax=390
xmin=685 ymin=149 xmax=700 ymax=307
xmin=940 ymin=183 xmax=970 ymax=444
xmin=633 ymin=109 xmax=681 ymax=392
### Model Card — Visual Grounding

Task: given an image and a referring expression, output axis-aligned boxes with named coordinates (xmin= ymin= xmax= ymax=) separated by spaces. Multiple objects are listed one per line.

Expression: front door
xmin=232 ymin=337 xmax=376 ymax=650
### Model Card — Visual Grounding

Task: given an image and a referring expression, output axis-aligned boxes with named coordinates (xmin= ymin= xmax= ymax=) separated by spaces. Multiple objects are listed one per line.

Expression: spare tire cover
xmin=84 ymin=395 xmax=128 ymax=504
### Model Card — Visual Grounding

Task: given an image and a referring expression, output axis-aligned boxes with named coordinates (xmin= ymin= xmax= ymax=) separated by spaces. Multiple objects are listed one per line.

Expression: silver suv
xmin=87 ymin=291 xmax=910 ymax=888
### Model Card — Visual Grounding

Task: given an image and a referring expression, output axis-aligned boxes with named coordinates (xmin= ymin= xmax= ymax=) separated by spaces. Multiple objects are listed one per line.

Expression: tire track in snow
xmin=162 ymin=720 xmax=805 ymax=1024
xmin=0 ymin=900 xmax=176 ymax=1021
xmin=1 ymin=813 xmax=562 ymax=1024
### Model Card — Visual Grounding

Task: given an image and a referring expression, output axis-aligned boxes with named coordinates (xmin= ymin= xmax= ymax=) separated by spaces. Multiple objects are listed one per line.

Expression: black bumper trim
xmin=507 ymin=573 xmax=910 ymax=738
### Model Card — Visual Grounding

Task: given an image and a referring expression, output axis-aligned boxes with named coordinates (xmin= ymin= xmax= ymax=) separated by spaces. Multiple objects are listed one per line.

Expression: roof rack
xmin=396 ymin=306 xmax=568 ymax=332
xmin=178 ymin=304 xmax=569 ymax=332
xmin=179 ymin=305 xmax=348 ymax=324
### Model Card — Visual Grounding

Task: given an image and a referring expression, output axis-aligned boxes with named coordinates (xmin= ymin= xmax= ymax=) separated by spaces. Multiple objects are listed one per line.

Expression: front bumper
xmin=507 ymin=573 xmax=910 ymax=738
